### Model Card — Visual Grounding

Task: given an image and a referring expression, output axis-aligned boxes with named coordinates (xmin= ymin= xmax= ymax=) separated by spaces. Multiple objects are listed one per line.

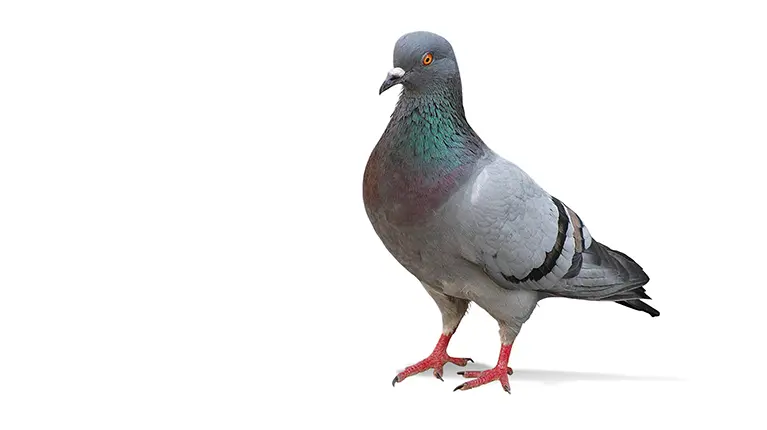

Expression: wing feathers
xmin=501 ymin=196 xmax=569 ymax=284
xmin=458 ymin=158 xmax=649 ymax=302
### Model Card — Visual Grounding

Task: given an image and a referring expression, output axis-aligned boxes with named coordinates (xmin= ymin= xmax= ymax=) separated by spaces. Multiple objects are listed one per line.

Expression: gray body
xmin=365 ymin=31 xmax=655 ymax=347
xmin=368 ymin=154 xmax=541 ymax=342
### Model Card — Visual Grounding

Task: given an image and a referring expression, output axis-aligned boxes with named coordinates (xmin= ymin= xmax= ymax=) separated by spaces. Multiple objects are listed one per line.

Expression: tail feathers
xmin=557 ymin=241 xmax=650 ymax=300
xmin=598 ymin=245 xmax=659 ymax=317
xmin=553 ymin=240 xmax=658 ymax=317
xmin=595 ymin=243 xmax=650 ymax=287
xmin=616 ymin=299 xmax=660 ymax=317
xmin=608 ymin=286 xmax=651 ymax=301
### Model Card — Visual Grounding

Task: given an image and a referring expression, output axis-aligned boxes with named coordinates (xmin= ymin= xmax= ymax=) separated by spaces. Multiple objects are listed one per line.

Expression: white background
xmin=2 ymin=0 xmax=766 ymax=428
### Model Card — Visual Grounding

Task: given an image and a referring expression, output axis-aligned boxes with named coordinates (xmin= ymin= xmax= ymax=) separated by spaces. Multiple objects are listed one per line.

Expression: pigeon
xmin=363 ymin=31 xmax=658 ymax=393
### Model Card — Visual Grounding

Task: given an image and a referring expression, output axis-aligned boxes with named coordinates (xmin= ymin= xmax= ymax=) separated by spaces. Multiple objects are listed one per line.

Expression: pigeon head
xmin=379 ymin=31 xmax=461 ymax=96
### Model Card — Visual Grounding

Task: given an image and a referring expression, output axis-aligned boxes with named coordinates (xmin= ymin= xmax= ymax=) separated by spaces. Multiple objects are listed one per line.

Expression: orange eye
xmin=422 ymin=52 xmax=433 ymax=66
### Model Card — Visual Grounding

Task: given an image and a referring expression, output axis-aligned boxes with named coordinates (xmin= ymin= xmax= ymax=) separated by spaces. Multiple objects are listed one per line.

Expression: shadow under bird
xmin=363 ymin=31 xmax=658 ymax=393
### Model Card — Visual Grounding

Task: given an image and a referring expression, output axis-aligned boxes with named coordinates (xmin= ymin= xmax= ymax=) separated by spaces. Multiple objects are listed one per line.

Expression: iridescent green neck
xmin=385 ymin=91 xmax=485 ymax=171
xmin=364 ymin=87 xmax=488 ymax=224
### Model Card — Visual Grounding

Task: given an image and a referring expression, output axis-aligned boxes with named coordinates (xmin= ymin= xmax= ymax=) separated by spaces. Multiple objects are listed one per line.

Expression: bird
xmin=362 ymin=31 xmax=658 ymax=393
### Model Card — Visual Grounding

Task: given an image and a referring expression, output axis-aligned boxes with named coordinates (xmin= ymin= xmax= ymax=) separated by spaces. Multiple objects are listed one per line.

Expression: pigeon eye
xmin=422 ymin=52 xmax=433 ymax=66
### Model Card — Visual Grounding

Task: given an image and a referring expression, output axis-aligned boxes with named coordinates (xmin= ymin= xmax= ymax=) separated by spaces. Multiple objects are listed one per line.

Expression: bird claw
xmin=392 ymin=351 xmax=472 ymax=386
xmin=453 ymin=366 xmax=512 ymax=393
xmin=447 ymin=356 xmax=473 ymax=366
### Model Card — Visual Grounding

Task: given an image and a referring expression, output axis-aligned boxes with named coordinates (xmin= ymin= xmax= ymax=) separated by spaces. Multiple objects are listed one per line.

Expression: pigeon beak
xmin=379 ymin=67 xmax=405 ymax=94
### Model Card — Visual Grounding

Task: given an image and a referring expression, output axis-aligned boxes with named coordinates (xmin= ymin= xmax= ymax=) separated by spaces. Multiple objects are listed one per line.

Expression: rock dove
xmin=363 ymin=31 xmax=658 ymax=393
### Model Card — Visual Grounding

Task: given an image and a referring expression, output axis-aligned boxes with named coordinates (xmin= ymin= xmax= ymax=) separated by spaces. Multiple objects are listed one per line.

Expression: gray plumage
xmin=364 ymin=31 xmax=656 ymax=390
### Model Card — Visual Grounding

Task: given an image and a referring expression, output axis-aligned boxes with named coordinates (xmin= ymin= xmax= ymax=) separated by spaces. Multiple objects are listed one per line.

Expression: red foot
xmin=454 ymin=343 xmax=513 ymax=393
xmin=392 ymin=333 xmax=472 ymax=386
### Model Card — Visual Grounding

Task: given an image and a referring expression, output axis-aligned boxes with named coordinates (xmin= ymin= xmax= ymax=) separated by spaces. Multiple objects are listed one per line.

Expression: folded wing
xmin=457 ymin=158 xmax=651 ymax=304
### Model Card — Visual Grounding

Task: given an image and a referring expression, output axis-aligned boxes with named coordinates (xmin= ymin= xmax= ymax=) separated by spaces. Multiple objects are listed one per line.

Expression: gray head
xmin=379 ymin=31 xmax=462 ymax=96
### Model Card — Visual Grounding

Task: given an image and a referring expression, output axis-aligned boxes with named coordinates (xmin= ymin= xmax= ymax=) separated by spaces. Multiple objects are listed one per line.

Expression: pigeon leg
xmin=391 ymin=284 xmax=472 ymax=386
xmin=391 ymin=331 xmax=473 ymax=386
xmin=454 ymin=342 xmax=513 ymax=393
xmin=453 ymin=291 xmax=534 ymax=393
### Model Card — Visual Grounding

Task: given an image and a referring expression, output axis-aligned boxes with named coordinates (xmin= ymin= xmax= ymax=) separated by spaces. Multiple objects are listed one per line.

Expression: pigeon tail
xmin=615 ymin=298 xmax=660 ymax=317
xmin=593 ymin=242 xmax=659 ymax=317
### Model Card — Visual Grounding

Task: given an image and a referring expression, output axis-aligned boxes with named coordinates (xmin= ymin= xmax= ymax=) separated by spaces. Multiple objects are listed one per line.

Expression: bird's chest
xmin=363 ymin=151 xmax=469 ymax=227
xmin=363 ymin=159 xmax=472 ymax=281
xmin=365 ymin=208 xmax=454 ymax=282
